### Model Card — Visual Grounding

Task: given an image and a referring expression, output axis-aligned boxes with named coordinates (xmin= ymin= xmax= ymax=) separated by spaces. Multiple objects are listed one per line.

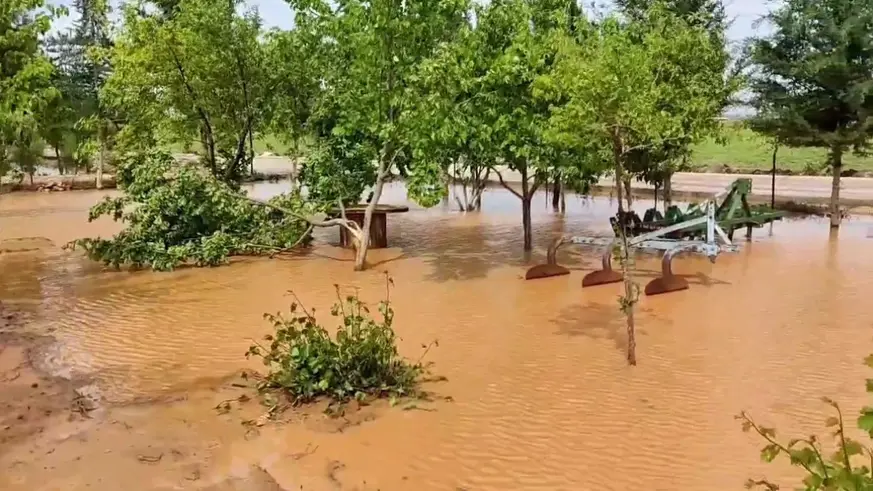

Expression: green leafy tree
xmin=406 ymin=16 xmax=491 ymax=212
xmin=103 ymin=0 xmax=269 ymax=185
xmin=539 ymin=5 xmax=736 ymax=364
xmin=0 ymin=0 xmax=60 ymax=184
xmin=616 ymin=0 xmax=725 ymax=32
xmin=263 ymin=27 xmax=320 ymax=181
xmin=288 ymin=0 xmax=470 ymax=269
xmin=36 ymin=86 xmax=76 ymax=174
xmin=414 ymin=0 xmax=593 ymax=249
xmin=43 ymin=0 xmax=113 ymax=182
xmin=746 ymin=0 xmax=873 ymax=229
xmin=10 ymin=127 xmax=44 ymax=184
xmin=615 ymin=0 xmax=731 ymax=210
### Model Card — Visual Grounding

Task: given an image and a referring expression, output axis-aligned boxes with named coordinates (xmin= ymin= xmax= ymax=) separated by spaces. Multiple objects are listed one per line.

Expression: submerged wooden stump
xmin=333 ymin=204 xmax=409 ymax=249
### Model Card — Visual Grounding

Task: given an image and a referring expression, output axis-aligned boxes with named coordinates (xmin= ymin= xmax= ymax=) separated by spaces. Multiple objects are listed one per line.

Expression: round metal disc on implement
xmin=581 ymin=269 xmax=623 ymax=287
xmin=644 ymin=275 xmax=689 ymax=296
xmin=525 ymin=264 xmax=570 ymax=280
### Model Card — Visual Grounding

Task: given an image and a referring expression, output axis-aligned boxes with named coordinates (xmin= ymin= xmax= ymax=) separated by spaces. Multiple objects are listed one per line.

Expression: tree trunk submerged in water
xmin=624 ymin=271 xmax=637 ymax=366
xmin=615 ymin=165 xmax=625 ymax=215
xmin=96 ymin=141 xmax=105 ymax=190
xmin=663 ymin=173 xmax=672 ymax=212
xmin=551 ymin=176 xmax=561 ymax=211
xmin=521 ymin=168 xmax=532 ymax=251
xmin=829 ymin=147 xmax=842 ymax=229
xmin=771 ymin=144 xmax=778 ymax=210
xmin=494 ymin=164 xmax=538 ymax=251
xmin=611 ymin=129 xmax=636 ymax=366
xmin=623 ymin=175 xmax=633 ymax=210
xmin=354 ymin=150 xmax=390 ymax=271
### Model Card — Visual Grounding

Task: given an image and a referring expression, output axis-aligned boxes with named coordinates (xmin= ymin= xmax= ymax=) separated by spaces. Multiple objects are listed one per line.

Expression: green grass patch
xmin=166 ymin=134 xmax=312 ymax=157
xmin=163 ymin=124 xmax=873 ymax=174
xmin=691 ymin=122 xmax=873 ymax=173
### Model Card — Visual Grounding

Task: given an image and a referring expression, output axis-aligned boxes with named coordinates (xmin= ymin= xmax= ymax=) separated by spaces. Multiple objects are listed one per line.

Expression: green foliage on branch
xmin=67 ymin=151 xmax=314 ymax=271
xmin=298 ymin=137 xmax=378 ymax=205
xmin=247 ymin=277 xmax=432 ymax=404
xmin=739 ymin=354 xmax=873 ymax=490
xmin=103 ymin=0 xmax=270 ymax=184
xmin=746 ymin=0 xmax=873 ymax=155
xmin=287 ymin=0 xmax=469 ymax=206
xmin=1 ymin=0 xmax=62 ymax=180
xmin=540 ymin=5 xmax=735 ymax=169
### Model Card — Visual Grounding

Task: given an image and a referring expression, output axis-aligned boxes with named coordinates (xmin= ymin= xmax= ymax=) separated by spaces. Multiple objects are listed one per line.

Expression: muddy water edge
xmin=1 ymin=183 xmax=872 ymax=491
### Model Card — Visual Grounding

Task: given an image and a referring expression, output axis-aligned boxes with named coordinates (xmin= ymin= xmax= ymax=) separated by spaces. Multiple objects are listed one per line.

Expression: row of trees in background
xmin=1 ymin=0 xmax=112 ymax=185
xmin=3 ymin=0 xmax=872 ymax=270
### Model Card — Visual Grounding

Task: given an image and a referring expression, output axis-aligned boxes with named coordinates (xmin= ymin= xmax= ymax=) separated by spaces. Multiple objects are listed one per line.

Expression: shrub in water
xmin=739 ymin=354 xmax=873 ymax=490
xmin=247 ymin=277 xmax=430 ymax=404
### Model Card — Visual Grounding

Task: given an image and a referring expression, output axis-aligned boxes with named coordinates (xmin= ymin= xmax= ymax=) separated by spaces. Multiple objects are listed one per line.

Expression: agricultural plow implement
xmin=525 ymin=178 xmax=786 ymax=295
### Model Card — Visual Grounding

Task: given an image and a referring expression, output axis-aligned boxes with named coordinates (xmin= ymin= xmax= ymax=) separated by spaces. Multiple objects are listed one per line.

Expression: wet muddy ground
xmin=1 ymin=183 xmax=872 ymax=490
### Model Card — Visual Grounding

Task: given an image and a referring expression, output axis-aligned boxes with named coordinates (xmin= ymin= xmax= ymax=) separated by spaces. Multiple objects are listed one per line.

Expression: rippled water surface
xmin=1 ymin=182 xmax=873 ymax=490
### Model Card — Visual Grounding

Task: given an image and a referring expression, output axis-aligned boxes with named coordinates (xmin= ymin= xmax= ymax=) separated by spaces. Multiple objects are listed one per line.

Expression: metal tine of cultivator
xmin=644 ymin=201 xmax=731 ymax=296
xmin=644 ymin=245 xmax=691 ymax=296
xmin=524 ymin=237 xmax=570 ymax=280
xmin=581 ymin=239 xmax=624 ymax=287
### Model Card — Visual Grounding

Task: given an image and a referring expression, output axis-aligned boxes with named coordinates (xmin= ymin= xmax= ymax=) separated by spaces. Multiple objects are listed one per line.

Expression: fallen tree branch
xmin=242 ymin=196 xmax=362 ymax=240
xmin=244 ymin=223 xmax=314 ymax=254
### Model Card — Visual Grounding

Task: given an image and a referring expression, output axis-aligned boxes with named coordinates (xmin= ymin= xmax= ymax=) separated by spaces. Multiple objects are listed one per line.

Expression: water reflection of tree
xmin=552 ymin=302 xmax=653 ymax=354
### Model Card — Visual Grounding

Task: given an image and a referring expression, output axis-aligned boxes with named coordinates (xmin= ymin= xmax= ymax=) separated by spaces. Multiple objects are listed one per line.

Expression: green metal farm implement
xmin=525 ymin=178 xmax=786 ymax=295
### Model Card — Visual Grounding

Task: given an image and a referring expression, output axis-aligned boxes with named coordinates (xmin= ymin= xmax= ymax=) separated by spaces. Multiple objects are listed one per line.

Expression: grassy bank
xmin=690 ymin=122 xmax=873 ymax=173
xmin=167 ymin=134 xmax=310 ymax=156
xmin=238 ymin=125 xmax=873 ymax=175
xmin=11 ymin=124 xmax=873 ymax=180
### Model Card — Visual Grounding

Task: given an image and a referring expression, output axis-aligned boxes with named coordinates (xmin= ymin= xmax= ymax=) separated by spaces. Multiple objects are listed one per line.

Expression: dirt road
xmin=5 ymin=155 xmax=873 ymax=205
xmin=599 ymin=172 xmax=873 ymax=202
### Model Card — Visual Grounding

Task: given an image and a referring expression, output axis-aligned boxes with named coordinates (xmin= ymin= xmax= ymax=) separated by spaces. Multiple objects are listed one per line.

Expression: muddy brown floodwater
xmin=1 ymin=183 xmax=872 ymax=490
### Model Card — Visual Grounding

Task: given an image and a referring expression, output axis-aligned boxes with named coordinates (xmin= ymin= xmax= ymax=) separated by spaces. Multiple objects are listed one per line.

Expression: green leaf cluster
xmin=739 ymin=354 xmax=873 ymax=490
xmin=247 ymin=278 xmax=430 ymax=404
xmin=297 ymin=137 xmax=378 ymax=206
xmin=414 ymin=0 xmax=584 ymax=179
xmin=66 ymin=150 xmax=314 ymax=271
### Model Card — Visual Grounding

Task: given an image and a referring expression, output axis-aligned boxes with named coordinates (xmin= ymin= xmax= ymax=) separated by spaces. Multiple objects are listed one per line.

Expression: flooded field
xmin=1 ymin=183 xmax=872 ymax=490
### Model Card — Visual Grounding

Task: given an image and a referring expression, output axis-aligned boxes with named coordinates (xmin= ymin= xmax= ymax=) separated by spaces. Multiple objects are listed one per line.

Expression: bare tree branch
xmin=166 ymin=40 xmax=217 ymax=172
xmin=492 ymin=166 xmax=523 ymax=199
xmin=530 ymin=173 xmax=544 ymax=196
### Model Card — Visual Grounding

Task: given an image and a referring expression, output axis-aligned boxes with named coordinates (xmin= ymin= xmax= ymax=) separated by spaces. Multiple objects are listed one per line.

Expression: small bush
xmin=739 ymin=354 xmax=873 ymax=490
xmin=246 ymin=276 xmax=432 ymax=405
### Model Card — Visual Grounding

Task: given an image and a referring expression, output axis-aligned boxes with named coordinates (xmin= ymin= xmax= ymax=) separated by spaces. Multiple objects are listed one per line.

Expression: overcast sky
xmin=51 ymin=0 xmax=776 ymax=42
